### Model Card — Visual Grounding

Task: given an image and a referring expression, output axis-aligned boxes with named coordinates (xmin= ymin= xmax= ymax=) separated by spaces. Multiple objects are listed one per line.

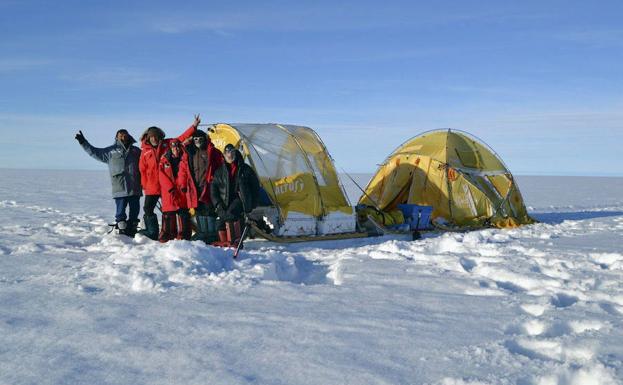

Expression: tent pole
xmin=339 ymin=166 xmax=382 ymax=212
xmin=310 ymin=129 xmax=353 ymax=208
xmin=445 ymin=129 xmax=454 ymax=220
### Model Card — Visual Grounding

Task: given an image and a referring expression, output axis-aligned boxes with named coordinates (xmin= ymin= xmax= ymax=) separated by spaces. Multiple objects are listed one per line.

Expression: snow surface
xmin=1 ymin=169 xmax=623 ymax=385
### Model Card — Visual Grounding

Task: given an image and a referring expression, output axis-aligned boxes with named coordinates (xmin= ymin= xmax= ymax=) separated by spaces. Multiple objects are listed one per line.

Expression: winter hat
xmin=115 ymin=129 xmax=136 ymax=143
xmin=141 ymin=126 xmax=166 ymax=142
xmin=192 ymin=129 xmax=207 ymax=139
xmin=166 ymin=139 xmax=182 ymax=155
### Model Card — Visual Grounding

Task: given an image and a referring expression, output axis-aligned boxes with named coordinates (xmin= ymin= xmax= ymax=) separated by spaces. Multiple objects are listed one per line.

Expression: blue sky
xmin=1 ymin=0 xmax=622 ymax=175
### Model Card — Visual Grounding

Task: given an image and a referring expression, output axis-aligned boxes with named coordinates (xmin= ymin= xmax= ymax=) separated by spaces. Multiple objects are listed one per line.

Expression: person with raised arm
xmin=74 ymin=129 xmax=142 ymax=237
xmin=137 ymin=115 xmax=199 ymax=240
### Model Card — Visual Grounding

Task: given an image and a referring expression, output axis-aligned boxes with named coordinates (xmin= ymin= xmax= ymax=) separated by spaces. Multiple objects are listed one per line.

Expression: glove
xmin=216 ymin=204 xmax=227 ymax=219
xmin=217 ymin=209 xmax=226 ymax=220
xmin=226 ymin=205 xmax=242 ymax=219
xmin=75 ymin=130 xmax=86 ymax=145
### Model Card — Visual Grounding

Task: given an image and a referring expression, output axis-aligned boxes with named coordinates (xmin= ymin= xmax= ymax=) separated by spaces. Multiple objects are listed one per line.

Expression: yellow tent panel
xmin=359 ymin=129 xmax=534 ymax=229
xmin=208 ymin=123 xmax=353 ymax=223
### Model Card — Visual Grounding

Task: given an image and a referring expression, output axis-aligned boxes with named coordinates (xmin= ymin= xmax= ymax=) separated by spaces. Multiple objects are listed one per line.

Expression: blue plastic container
xmin=397 ymin=204 xmax=433 ymax=230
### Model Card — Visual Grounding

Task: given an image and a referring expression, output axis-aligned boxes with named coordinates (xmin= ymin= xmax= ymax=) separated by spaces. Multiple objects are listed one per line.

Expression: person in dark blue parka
xmin=75 ymin=129 xmax=142 ymax=236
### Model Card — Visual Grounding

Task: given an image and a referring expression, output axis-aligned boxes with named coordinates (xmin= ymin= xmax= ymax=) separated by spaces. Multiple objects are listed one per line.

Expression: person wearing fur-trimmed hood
xmin=157 ymin=139 xmax=196 ymax=242
xmin=74 ymin=129 xmax=142 ymax=236
xmin=184 ymin=129 xmax=224 ymax=243
xmin=137 ymin=115 xmax=199 ymax=240
xmin=210 ymin=144 xmax=260 ymax=248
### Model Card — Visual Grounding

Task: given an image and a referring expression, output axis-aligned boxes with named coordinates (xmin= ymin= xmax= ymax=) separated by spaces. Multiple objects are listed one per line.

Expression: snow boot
xmin=213 ymin=221 xmax=243 ymax=248
xmin=212 ymin=229 xmax=230 ymax=247
xmin=191 ymin=215 xmax=218 ymax=243
xmin=191 ymin=215 xmax=209 ymax=242
xmin=159 ymin=212 xmax=177 ymax=243
xmin=115 ymin=220 xmax=129 ymax=237
xmin=218 ymin=230 xmax=228 ymax=244
xmin=176 ymin=210 xmax=192 ymax=240
xmin=120 ymin=219 xmax=139 ymax=238
xmin=130 ymin=219 xmax=140 ymax=236
xmin=139 ymin=214 xmax=159 ymax=240
xmin=231 ymin=220 xmax=243 ymax=249
xmin=225 ymin=221 xmax=235 ymax=245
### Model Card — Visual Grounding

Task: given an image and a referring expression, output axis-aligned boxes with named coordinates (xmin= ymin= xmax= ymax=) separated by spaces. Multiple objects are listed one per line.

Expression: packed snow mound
xmin=0 ymin=199 xmax=335 ymax=293
xmin=78 ymin=234 xmax=335 ymax=294
xmin=81 ymin=238 xmax=239 ymax=292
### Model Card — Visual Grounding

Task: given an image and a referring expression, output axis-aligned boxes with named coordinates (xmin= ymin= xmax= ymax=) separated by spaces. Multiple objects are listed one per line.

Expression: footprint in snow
xmin=459 ymin=257 xmax=476 ymax=272
xmin=550 ymin=293 xmax=579 ymax=308
xmin=509 ymin=319 xmax=606 ymax=338
xmin=504 ymin=337 xmax=595 ymax=363
xmin=598 ymin=302 xmax=623 ymax=316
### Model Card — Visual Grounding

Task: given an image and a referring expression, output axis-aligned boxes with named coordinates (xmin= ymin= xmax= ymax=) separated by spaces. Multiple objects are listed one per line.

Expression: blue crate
xmin=397 ymin=204 xmax=433 ymax=230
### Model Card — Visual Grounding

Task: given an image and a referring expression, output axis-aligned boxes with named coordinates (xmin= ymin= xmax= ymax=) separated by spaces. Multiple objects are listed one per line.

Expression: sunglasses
xmin=170 ymin=142 xmax=180 ymax=148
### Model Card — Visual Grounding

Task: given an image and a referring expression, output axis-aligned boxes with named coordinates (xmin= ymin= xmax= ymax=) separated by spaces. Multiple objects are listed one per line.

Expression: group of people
xmin=75 ymin=115 xmax=260 ymax=247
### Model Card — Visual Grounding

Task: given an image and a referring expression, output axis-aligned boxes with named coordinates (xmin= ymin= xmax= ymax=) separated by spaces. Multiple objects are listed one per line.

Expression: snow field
xmin=1 ymin=171 xmax=623 ymax=384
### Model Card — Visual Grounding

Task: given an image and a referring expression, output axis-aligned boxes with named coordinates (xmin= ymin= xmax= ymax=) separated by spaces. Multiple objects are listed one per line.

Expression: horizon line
xmin=0 ymin=167 xmax=621 ymax=178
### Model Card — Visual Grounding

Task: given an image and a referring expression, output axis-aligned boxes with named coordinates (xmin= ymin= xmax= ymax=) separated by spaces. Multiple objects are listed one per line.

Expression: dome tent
xmin=358 ymin=129 xmax=535 ymax=229
xmin=207 ymin=123 xmax=358 ymax=239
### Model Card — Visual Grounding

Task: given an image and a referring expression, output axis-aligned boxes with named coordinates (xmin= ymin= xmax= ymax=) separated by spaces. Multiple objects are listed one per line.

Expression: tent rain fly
xmin=208 ymin=123 xmax=356 ymax=237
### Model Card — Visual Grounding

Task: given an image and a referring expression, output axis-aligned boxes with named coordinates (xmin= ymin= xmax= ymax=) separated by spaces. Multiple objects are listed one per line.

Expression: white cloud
xmin=0 ymin=58 xmax=52 ymax=73
xmin=554 ymin=29 xmax=623 ymax=47
xmin=144 ymin=5 xmax=548 ymax=35
xmin=60 ymin=67 xmax=176 ymax=88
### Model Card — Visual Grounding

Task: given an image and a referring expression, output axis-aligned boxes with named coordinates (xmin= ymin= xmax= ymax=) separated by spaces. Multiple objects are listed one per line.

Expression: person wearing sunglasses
xmin=210 ymin=144 xmax=260 ymax=248
xmin=157 ymin=139 xmax=196 ymax=242
xmin=137 ymin=115 xmax=199 ymax=240
xmin=184 ymin=129 xmax=224 ymax=243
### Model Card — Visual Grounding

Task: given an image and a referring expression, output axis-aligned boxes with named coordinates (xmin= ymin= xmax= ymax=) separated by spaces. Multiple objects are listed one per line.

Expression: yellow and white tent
xmin=359 ymin=129 xmax=535 ymax=229
xmin=208 ymin=123 xmax=356 ymax=237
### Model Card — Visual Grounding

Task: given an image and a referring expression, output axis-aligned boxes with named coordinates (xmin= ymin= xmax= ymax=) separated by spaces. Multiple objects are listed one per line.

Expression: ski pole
xmin=233 ymin=190 xmax=249 ymax=259
xmin=233 ymin=223 xmax=250 ymax=259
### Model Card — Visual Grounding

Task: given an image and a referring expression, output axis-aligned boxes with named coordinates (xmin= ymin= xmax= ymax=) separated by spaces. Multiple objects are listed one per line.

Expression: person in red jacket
xmin=184 ymin=129 xmax=224 ymax=243
xmin=158 ymin=139 xmax=197 ymax=242
xmin=138 ymin=115 xmax=199 ymax=240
